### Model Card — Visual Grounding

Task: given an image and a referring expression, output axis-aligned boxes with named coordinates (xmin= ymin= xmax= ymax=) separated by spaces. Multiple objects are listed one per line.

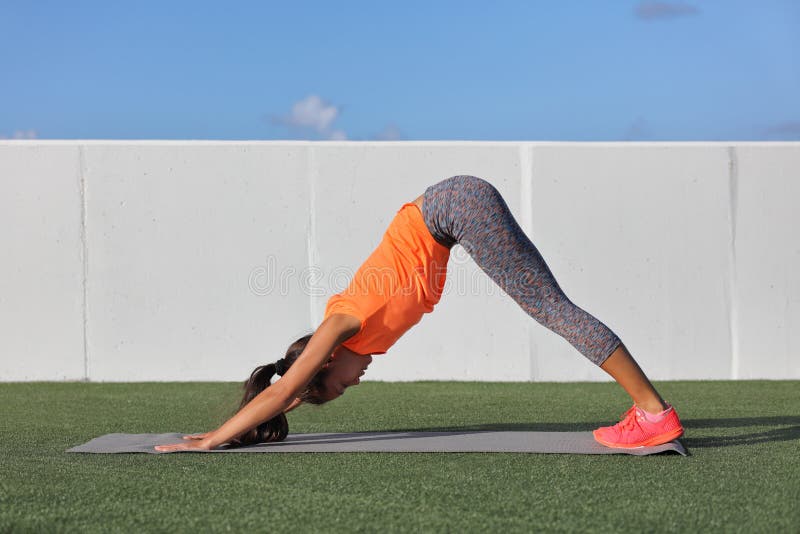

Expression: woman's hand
xmin=154 ymin=315 xmax=354 ymax=454
xmin=154 ymin=439 xmax=216 ymax=453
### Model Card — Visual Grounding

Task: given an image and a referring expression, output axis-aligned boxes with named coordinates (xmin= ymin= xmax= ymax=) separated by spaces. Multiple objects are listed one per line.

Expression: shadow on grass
xmin=379 ymin=416 xmax=800 ymax=449
xmin=681 ymin=417 xmax=800 ymax=449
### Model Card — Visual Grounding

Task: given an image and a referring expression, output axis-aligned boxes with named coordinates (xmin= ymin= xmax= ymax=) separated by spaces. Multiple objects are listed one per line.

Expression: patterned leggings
xmin=421 ymin=175 xmax=622 ymax=366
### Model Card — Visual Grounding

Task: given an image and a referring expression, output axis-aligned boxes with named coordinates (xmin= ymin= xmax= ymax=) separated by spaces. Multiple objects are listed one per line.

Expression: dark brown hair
xmin=228 ymin=333 xmax=330 ymax=447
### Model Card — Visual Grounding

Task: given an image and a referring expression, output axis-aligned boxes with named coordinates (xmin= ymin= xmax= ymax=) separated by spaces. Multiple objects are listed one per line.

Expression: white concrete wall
xmin=1 ymin=141 xmax=797 ymax=381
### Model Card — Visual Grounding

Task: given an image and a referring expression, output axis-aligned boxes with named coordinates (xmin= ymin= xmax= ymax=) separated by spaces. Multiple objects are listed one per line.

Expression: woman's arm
xmin=155 ymin=313 xmax=360 ymax=452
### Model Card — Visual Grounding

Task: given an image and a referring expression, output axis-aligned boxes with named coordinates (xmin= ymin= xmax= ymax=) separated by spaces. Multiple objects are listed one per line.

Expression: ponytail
xmin=229 ymin=363 xmax=288 ymax=446
xmin=229 ymin=333 xmax=328 ymax=447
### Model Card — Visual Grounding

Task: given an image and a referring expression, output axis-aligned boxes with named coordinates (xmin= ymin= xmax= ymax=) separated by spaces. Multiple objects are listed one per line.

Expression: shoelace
xmin=615 ymin=406 xmax=644 ymax=433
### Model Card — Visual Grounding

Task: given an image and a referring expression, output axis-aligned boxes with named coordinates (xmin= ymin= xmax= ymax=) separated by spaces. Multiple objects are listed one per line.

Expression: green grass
xmin=1 ymin=381 xmax=798 ymax=533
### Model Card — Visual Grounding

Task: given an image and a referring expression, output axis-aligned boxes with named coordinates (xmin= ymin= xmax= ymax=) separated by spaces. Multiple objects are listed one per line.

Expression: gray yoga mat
xmin=67 ymin=431 xmax=687 ymax=456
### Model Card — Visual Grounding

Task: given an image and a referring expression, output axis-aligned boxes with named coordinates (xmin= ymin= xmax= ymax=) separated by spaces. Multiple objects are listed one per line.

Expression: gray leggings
xmin=421 ymin=175 xmax=622 ymax=366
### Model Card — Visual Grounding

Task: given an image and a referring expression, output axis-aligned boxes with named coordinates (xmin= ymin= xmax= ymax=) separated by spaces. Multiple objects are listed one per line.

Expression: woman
xmin=155 ymin=175 xmax=683 ymax=452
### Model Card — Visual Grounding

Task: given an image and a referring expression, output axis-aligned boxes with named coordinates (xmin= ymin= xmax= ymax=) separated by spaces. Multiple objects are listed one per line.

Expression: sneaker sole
xmin=593 ymin=427 xmax=684 ymax=449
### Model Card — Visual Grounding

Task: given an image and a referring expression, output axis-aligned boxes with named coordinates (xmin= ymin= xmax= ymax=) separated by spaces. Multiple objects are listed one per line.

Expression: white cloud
xmin=0 ymin=129 xmax=38 ymax=139
xmin=371 ymin=123 xmax=405 ymax=141
xmin=634 ymin=2 xmax=699 ymax=21
xmin=269 ymin=96 xmax=407 ymax=141
xmin=271 ymin=95 xmax=347 ymax=140
xmin=763 ymin=121 xmax=800 ymax=139
xmin=14 ymin=129 xmax=38 ymax=139
xmin=622 ymin=117 xmax=652 ymax=141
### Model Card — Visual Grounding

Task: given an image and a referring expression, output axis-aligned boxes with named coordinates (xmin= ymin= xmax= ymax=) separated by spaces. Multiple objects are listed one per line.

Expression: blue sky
xmin=1 ymin=0 xmax=798 ymax=141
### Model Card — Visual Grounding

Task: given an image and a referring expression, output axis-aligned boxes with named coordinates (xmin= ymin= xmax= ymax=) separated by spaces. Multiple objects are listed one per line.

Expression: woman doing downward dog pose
xmin=155 ymin=175 xmax=684 ymax=452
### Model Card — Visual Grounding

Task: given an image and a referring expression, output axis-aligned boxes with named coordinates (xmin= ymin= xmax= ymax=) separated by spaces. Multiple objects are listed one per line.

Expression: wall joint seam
xmin=727 ymin=146 xmax=740 ymax=379
xmin=306 ymin=143 xmax=320 ymax=329
xmin=519 ymin=144 xmax=537 ymax=381
xmin=78 ymin=145 xmax=90 ymax=382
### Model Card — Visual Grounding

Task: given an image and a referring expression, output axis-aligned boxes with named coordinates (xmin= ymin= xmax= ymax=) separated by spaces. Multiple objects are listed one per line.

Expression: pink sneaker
xmin=593 ymin=404 xmax=684 ymax=448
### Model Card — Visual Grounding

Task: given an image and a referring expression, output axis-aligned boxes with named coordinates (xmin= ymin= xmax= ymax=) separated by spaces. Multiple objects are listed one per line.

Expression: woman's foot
xmin=593 ymin=403 xmax=684 ymax=448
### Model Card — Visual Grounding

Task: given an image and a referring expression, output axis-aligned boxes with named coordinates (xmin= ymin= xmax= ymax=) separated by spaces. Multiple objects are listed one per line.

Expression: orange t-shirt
xmin=323 ymin=202 xmax=451 ymax=355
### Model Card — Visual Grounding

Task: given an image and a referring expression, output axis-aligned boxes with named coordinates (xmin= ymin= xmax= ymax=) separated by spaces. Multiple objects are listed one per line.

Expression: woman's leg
xmin=600 ymin=343 xmax=667 ymax=414
xmin=421 ymin=175 xmax=666 ymax=412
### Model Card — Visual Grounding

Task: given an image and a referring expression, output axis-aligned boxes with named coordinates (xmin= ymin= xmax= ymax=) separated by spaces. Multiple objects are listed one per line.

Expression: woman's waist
xmin=388 ymin=203 xmax=451 ymax=263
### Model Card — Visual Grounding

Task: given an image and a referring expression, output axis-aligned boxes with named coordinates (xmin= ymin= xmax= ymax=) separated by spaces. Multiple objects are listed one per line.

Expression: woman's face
xmin=319 ymin=346 xmax=373 ymax=402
